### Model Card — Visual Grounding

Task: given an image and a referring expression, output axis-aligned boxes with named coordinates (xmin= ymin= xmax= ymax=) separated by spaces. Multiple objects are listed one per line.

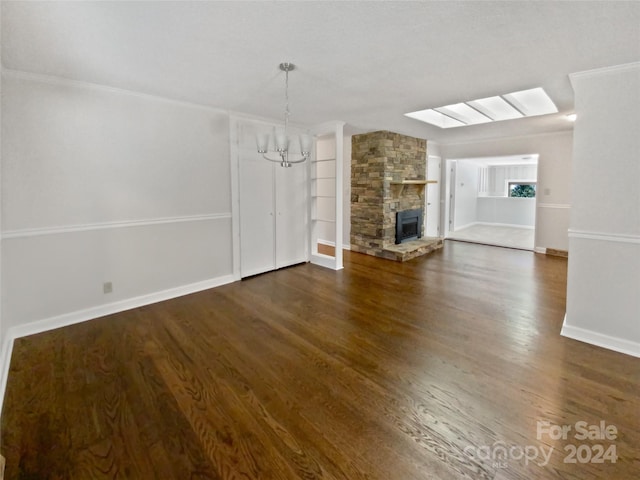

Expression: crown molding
xmin=1 ymin=68 xmax=230 ymax=114
xmin=569 ymin=61 xmax=640 ymax=83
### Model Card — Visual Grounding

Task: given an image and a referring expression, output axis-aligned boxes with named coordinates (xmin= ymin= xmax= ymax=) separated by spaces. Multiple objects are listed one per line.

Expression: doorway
xmin=444 ymin=154 xmax=538 ymax=251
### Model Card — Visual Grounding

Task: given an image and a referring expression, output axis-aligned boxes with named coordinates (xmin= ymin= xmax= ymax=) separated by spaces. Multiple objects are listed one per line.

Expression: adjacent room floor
xmin=2 ymin=243 xmax=638 ymax=479
xmin=447 ymin=223 xmax=535 ymax=250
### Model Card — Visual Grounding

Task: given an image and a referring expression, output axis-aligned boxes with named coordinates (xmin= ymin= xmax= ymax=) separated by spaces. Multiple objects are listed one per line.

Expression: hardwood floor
xmin=1 ymin=241 xmax=638 ymax=479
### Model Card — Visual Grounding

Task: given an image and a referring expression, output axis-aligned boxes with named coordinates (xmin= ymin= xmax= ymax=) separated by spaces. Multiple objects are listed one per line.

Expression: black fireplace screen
xmin=395 ymin=209 xmax=423 ymax=244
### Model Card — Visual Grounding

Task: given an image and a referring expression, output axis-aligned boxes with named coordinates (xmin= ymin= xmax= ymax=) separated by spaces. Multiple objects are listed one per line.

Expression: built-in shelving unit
xmin=309 ymin=122 xmax=344 ymax=270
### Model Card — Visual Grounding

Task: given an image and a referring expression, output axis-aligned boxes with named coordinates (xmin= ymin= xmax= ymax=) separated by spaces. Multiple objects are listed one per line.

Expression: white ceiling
xmin=2 ymin=1 xmax=639 ymax=144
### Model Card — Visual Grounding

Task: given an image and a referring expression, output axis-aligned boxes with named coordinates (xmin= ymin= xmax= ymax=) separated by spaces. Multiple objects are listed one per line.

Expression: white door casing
xmin=426 ymin=155 xmax=441 ymax=237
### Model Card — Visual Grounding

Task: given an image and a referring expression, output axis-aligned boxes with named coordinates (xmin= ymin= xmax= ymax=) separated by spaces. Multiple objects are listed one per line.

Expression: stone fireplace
xmin=351 ymin=130 xmax=442 ymax=261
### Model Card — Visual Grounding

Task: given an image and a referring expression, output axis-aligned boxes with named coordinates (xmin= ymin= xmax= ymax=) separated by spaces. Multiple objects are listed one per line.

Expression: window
xmin=508 ymin=182 xmax=536 ymax=198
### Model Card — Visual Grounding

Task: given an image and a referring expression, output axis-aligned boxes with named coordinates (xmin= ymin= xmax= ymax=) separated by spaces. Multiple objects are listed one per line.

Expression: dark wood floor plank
xmin=218 ymin=277 xmax=493 ymax=479
xmin=167 ymin=295 xmax=407 ymax=479
xmin=156 ymin=298 xmax=374 ymax=480
xmin=118 ymin=311 xmax=222 ymax=479
xmin=152 ymin=308 xmax=342 ymax=479
xmin=63 ymin=315 xmax=161 ymax=479
xmin=144 ymin=310 xmax=306 ymax=479
xmin=2 ymin=241 xmax=639 ymax=479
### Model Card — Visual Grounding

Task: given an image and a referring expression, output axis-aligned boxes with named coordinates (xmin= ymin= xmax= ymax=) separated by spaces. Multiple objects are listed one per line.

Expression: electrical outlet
xmin=103 ymin=282 xmax=113 ymax=294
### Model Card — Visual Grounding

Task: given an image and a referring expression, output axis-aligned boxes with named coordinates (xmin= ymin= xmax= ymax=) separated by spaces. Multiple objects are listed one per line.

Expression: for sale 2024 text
xmin=537 ymin=420 xmax=618 ymax=464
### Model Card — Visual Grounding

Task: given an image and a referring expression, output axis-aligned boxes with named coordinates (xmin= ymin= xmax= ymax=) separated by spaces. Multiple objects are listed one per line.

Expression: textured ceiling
xmin=2 ymin=1 xmax=639 ymax=144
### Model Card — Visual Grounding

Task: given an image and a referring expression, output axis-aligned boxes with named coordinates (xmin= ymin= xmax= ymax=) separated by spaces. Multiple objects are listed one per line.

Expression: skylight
xmin=406 ymin=87 xmax=558 ymax=129
xmin=502 ymin=88 xmax=558 ymax=117
xmin=435 ymin=103 xmax=492 ymax=125
xmin=467 ymin=96 xmax=523 ymax=121
xmin=405 ymin=109 xmax=465 ymax=128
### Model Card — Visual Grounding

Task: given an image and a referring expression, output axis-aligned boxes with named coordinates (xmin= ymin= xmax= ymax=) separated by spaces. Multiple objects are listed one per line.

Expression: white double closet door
xmin=239 ymin=140 xmax=308 ymax=278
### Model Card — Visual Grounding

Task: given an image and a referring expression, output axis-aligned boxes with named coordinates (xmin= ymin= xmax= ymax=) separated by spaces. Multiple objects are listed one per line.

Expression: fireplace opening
xmin=395 ymin=208 xmax=423 ymax=244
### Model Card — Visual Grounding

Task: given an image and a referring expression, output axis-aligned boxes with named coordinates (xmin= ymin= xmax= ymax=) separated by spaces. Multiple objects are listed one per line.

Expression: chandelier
xmin=256 ymin=62 xmax=312 ymax=168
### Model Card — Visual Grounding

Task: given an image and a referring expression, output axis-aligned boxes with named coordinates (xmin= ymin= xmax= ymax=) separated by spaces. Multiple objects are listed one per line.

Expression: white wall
xmin=427 ymin=141 xmax=441 ymax=158
xmin=563 ymin=63 xmax=640 ymax=357
xmin=453 ymin=161 xmax=479 ymax=230
xmin=1 ymin=72 xmax=234 ymax=344
xmin=477 ymin=197 xmax=536 ymax=227
xmin=441 ymin=131 xmax=573 ymax=251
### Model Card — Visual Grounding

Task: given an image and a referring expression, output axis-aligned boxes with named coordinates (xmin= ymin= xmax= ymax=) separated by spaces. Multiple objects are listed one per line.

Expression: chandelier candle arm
xmin=274 ymin=129 xmax=288 ymax=152
xmin=256 ymin=133 xmax=270 ymax=153
xmin=299 ymin=133 xmax=312 ymax=155
xmin=256 ymin=62 xmax=311 ymax=168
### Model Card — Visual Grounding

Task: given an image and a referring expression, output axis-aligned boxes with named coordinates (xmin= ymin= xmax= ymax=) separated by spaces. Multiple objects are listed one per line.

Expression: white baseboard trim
xmin=454 ymin=221 xmax=535 ymax=231
xmin=453 ymin=222 xmax=479 ymax=231
xmin=7 ymin=274 xmax=237 ymax=341
xmin=0 ymin=336 xmax=15 ymax=417
xmin=561 ymin=316 xmax=640 ymax=358
xmin=534 ymin=247 xmax=547 ymax=254
xmin=0 ymin=273 xmax=236 ymax=415
xmin=310 ymin=253 xmax=344 ymax=270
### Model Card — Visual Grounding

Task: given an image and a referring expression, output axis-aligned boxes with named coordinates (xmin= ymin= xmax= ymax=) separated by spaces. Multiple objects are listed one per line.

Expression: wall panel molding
xmin=537 ymin=203 xmax=570 ymax=209
xmin=1 ymin=213 xmax=231 ymax=239
xmin=568 ymin=229 xmax=640 ymax=244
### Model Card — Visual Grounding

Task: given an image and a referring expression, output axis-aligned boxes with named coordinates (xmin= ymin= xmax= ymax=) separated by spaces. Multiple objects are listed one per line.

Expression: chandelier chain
xmin=256 ymin=62 xmax=308 ymax=167
xmin=284 ymin=68 xmax=290 ymax=136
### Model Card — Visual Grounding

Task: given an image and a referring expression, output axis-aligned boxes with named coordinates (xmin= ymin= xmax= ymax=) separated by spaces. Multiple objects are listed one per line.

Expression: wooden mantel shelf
xmin=390 ymin=179 xmax=437 ymax=198
xmin=390 ymin=180 xmax=438 ymax=185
